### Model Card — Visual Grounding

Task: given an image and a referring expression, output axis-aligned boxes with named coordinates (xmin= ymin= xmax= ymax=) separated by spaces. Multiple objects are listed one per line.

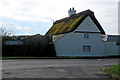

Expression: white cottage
xmin=45 ymin=8 xmax=119 ymax=57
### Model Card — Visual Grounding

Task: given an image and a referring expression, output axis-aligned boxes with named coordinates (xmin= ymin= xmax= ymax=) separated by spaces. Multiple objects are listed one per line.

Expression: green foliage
xmin=104 ymin=64 xmax=120 ymax=79
xmin=2 ymin=35 xmax=56 ymax=57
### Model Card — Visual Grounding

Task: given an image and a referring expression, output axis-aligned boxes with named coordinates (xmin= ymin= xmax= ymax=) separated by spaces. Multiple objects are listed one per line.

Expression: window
xmin=83 ymin=45 xmax=90 ymax=52
xmin=84 ymin=33 xmax=89 ymax=38
xmin=116 ymin=42 xmax=120 ymax=45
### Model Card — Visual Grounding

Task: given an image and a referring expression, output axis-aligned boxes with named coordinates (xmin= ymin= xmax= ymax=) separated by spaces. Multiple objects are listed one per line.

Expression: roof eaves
xmin=88 ymin=13 xmax=105 ymax=35
xmin=52 ymin=33 xmax=68 ymax=42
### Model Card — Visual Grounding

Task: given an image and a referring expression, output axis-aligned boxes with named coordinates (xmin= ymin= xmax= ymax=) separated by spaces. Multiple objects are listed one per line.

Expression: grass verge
xmin=104 ymin=64 xmax=120 ymax=79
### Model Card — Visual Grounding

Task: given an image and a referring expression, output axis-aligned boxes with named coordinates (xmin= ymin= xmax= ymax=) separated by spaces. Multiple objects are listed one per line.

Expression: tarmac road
xmin=2 ymin=58 xmax=119 ymax=78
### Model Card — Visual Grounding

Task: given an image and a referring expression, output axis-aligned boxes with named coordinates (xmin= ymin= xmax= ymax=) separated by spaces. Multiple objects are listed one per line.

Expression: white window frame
xmin=83 ymin=45 xmax=90 ymax=52
xmin=84 ymin=33 xmax=89 ymax=38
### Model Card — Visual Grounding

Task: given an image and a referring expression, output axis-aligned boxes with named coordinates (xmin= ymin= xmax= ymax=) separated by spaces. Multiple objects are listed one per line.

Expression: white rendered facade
xmin=53 ymin=16 xmax=119 ymax=57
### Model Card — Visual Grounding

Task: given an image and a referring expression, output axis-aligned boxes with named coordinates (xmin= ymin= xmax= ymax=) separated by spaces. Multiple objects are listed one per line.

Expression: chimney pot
xmin=68 ymin=7 xmax=76 ymax=17
xmin=72 ymin=7 xmax=74 ymax=10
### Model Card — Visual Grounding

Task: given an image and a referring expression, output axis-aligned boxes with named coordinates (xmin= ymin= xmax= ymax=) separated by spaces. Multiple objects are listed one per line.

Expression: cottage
xmin=46 ymin=8 xmax=119 ymax=57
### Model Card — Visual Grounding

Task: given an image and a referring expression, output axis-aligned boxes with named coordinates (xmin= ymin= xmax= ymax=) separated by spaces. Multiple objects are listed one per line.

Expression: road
xmin=2 ymin=58 xmax=119 ymax=78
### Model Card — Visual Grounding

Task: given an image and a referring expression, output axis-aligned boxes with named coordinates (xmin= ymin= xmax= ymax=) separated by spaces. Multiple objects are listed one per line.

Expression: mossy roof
xmin=45 ymin=10 xmax=105 ymax=36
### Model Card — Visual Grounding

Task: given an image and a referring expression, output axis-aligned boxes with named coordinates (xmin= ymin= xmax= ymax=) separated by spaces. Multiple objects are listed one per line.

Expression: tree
xmin=0 ymin=27 xmax=14 ymax=36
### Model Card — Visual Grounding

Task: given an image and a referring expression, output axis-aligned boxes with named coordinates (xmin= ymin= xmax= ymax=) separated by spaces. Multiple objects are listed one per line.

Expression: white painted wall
xmin=54 ymin=32 xmax=105 ymax=57
xmin=72 ymin=33 xmax=104 ymax=56
xmin=55 ymin=33 xmax=73 ymax=56
xmin=54 ymin=16 xmax=119 ymax=57
xmin=103 ymin=42 xmax=119 ymax=56
xmin=75 ymin=16 xmax=100 ymax=32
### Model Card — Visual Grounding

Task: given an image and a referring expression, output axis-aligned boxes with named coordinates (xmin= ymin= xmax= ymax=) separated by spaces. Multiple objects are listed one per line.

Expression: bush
xmin=2 ymin=35 xmax=56 ymax=57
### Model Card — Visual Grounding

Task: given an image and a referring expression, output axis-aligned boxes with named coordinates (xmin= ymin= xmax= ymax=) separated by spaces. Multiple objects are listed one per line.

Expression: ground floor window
xmin=83 ymin=45 xmax=90 ymax=52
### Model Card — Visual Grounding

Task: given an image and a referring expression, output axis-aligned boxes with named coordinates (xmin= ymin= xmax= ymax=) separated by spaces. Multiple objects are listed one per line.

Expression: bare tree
xmin=0 ymin=27 xmax=14 ymax=36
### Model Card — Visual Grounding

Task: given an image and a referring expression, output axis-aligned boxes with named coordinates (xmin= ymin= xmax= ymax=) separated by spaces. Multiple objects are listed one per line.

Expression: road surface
xmin=2 ymin=58 xmax=119 ymax=78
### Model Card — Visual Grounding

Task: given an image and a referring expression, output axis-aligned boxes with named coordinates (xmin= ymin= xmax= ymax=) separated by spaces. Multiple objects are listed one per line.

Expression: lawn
xmin=104 ymin=64 xmax=120 ymax=79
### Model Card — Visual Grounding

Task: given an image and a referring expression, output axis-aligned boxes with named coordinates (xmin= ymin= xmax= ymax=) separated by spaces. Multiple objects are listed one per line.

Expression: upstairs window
xmin=84 ymin=33 xmax=89 ymax=38
xmin=83 ymin=45 xmax=90 ymax=52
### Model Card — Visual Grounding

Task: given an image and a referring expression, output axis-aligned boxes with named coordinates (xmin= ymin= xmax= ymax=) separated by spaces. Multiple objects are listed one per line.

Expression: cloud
xmin=0 ymin=0 xmax=119 ymax=35
xmin=15 ymin=26 xmax=32 ymax=31
xmin=0 ymin=0 xmax=82 ymax=21
xmin=81 ymin=0 xmax=118 ymax=35
xmin=0 ymin=0 xmax=55 ymax=23
xmin=0 ymin=23 xmax=34 ymax=33
xmin=25 ymin=33 xmax=35 ymax=35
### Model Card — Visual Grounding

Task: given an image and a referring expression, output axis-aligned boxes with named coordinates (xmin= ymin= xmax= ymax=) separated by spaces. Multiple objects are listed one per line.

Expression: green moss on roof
xmin=45 ymin=9 xmax=105 ymax=36
xmin=46 ymin=14 xmax=85 ymax=36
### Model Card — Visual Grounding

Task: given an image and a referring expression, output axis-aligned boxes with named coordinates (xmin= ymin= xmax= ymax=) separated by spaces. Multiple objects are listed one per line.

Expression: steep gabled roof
xmin=45 ymin=9 xmax=105 ymax=36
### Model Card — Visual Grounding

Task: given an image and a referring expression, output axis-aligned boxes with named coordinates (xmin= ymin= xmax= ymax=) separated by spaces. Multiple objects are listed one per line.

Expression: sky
xmin=0 ymin=0 xmax=119 ymax=35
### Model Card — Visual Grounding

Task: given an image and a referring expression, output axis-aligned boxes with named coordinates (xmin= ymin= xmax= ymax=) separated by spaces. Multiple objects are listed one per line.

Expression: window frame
xmin=83 ymin=45 xmax=90 ymax=52
xmin=84 ymin=33 xmax=89 ymax=38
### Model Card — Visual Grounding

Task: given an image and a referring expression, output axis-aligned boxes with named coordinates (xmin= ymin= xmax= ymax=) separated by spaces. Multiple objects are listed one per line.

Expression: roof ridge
xmin=54 ymin=9 xmax=93 ymax=24
xmin=45 ymin=9 xmax=105 ymax=36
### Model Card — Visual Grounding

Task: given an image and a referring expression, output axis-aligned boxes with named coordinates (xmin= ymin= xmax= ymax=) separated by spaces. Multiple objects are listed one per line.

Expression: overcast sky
xmin=0 ymin=0 xmax=119 ymax=35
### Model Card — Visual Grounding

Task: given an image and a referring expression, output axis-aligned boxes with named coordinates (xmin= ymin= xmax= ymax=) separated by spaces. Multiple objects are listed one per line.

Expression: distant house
xmin=45 ymin=8 xmax=119 ymax=57
xmin=2 ymin=35 xmax=25 ymax=56
xmin=3 ymin=35 xmax=31 ymax=46
xmin=4 ymin=41 xmax=24 ymax=45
